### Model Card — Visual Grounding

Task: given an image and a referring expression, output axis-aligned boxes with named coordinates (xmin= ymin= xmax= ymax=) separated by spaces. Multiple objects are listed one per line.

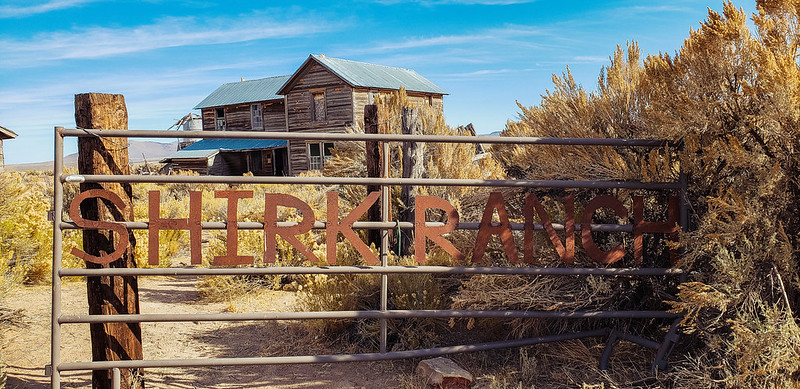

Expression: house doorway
xmin=274 ymin=148 xmax=288 ymax=176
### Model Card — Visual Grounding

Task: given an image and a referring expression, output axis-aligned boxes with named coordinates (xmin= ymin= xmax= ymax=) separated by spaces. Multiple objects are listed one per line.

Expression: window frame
xmin=311 ymin=91 xmax=326 ymax=123
xmin=214 ymin=107 xmax=226 ymax=131
xmin=250 ymin=103 xmax=263 ymax=130
xmin=307 ymin=141 xmax=334 ymax=170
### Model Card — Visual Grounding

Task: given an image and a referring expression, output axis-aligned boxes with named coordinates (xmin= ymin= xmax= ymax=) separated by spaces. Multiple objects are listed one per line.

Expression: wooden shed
xmin=278 ymin=54 xmax=447 ymax=175
xmin=161 ymin=138 xmax=287 ymax=176
xmin=0 ymin=125 xmax=18 ymax=169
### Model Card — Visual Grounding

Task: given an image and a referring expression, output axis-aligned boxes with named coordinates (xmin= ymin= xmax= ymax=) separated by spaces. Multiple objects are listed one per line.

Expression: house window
xmin=251 ymin=104 xmax=263 ymax=130
xmin=215 ymin=108 xmax=226 ymax=131
xmin=312 ymin=92 xmax=326 ymax=122
xmin=308 ymin=142 xmax=334 ymax=170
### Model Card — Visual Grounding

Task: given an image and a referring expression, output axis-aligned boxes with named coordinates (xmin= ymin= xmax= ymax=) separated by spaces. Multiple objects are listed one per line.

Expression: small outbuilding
xmin=0 ymin=125 xmax=18 ymax=169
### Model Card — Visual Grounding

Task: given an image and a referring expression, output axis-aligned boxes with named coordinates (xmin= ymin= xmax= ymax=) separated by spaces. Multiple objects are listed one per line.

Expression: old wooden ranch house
xmin=162 ymin=54 xmax=446 ymax=176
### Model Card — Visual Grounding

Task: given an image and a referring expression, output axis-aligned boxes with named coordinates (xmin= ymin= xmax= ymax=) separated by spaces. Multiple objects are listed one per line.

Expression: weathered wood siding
xmin=224 ymin=104 xmax=251 ymax=131
xmin=284 ymin=62 xmax=354 ymax=175
xmin=201 ymin=108 xmax=216 ymax=131
xmin=200 ymin=100 xmax=286 ymax=132
xmin=0 ymin=139 xmax=4 ymax=169
xmin=263 ymin=101 xmax=286 ymax=131
xmin=165 ymin=159 xmax=210 ymax=175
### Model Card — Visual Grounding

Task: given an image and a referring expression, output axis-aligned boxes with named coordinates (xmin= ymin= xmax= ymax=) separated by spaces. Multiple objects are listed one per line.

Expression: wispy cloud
xmin=624 ymin=5 xmax=692 ymax=14
xmin=0 ymin=13 xmax=340 ymax=67
xmin=439 ymin=67 xmax=542 ymax=80
xmin=0 ymin=0 xmax=99 ymax=18
xmin=356 ymin=25 xmax=550 ymax=53
xmin=572 ymin=56 xmax=608 ymax=63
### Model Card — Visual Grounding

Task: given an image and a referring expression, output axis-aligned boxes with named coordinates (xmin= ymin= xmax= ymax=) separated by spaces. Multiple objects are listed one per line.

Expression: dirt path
xmin=1 ymin=277 xmax=408 ymax=388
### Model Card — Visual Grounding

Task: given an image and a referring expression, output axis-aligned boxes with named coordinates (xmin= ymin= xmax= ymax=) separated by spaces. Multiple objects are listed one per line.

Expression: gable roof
xmin=278 ymin=55 xmax=447 ymax=95
xmin=0 ymin=126 xmax=17 ymax=140
xmin=194 ymin=75 xmax=291 ymax=109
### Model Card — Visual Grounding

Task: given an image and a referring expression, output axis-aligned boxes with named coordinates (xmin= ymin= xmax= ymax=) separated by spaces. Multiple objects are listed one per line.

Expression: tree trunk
xmin=75 ymin=93 xmax=144 ymax=389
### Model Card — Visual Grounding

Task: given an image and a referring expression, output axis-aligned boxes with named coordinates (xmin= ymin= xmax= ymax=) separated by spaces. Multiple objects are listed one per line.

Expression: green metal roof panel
xmin=194 ymin=75 xmax=291 ymax=109
xmin=311 ymin=55 xmax=447 ymax=95
xmin=163 ymin=148 xmax=219 ymax=161
xmin=279 ymin=55 xmax=447 ymax=95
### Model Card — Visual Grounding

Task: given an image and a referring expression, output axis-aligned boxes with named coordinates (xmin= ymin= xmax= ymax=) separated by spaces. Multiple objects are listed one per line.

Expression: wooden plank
xmin=264 ymin=102 xmax=286 ymax=131
xmin=224 ymin=104 xmax=250 ymax=131
xmin=74 ymin=93 xmax=144 ymax=389
xmin=400 ymin=107 xmax=424 ymax=256
xmin=365 ymin=104 xmax=381 ymax=247
xmin=201 ymin=108 xmax=215 ymax=131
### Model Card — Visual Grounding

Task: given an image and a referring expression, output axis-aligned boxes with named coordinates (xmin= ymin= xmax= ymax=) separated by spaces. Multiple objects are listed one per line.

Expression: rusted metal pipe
xmin=59 ymin=266 xmax=683 ymax=277
xmin=51 ymin=127 xmax=64 ymax=389
xmin=63 ymin=173 xmax=682 ymax=190
xmin=60 ymin=128 xmax=672 ymax=147
xmin=60 ymin=220 xmax=636 ymax=232
xmin=57 ymin=329 xmax=610 ymax=371
xmin=59 ymin=310 xmax=679 ymax=324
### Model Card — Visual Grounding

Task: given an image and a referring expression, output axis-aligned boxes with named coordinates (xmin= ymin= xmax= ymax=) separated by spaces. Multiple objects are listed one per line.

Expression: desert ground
xmin=1 ymin=277 xmax=413 ymax=388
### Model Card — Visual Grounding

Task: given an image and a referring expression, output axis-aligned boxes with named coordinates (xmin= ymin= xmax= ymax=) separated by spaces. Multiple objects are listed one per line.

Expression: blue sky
xmin=0 ymin=0 xmax=756 ymax=164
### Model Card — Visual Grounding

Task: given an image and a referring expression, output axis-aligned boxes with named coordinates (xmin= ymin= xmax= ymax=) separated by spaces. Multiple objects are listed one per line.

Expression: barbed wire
xmin=77 ymin=127 xmax=129 ymax=150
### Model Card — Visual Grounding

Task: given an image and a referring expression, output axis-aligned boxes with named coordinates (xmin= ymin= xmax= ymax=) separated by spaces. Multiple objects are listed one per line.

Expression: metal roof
xmin=194 ymin=75 xmax=291 ymax=109
xmin=279 ymin=55 xmax=447 ymax=95
xmin=163 ymin=138 xmax=287 ymax=161
xmin=0 ymin=125 xmax=18 ymax=140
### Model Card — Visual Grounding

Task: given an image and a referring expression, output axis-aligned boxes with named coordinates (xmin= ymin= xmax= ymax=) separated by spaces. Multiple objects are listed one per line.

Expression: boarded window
xmin=312 ymin=92 xmax=326 ymax=122
xmin=251 ymin=104 xmax=263 ymax=130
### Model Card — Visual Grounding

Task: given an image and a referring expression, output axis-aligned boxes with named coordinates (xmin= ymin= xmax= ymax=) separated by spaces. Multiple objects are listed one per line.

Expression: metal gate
xmin=50 ymin=126 xmax=688 ymax=388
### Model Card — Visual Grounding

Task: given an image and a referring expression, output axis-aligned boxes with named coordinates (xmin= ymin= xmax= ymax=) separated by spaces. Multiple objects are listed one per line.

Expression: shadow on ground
xmin=144 ymin=321 xmax=408 ymax=388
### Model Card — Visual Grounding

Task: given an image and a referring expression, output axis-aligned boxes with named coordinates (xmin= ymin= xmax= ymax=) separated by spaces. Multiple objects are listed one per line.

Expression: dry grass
xmin=0 ymin=308 xmax=27 ymax=389
xmin=452 ymin=275 xmax=618 ymax=338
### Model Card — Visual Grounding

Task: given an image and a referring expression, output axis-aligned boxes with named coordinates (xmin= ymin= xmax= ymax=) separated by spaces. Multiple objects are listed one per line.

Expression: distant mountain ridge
xmin=6 ymin=140 xmax=179 ymax=171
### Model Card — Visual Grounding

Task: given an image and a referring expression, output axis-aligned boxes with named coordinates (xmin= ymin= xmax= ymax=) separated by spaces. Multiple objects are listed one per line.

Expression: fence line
xmin=51 ymin=125 xmax=687 ymax=388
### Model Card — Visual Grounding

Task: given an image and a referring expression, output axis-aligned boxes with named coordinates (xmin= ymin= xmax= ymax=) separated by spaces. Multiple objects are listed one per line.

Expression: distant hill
xmin=6 ymin=140 xmax=179 ymax=171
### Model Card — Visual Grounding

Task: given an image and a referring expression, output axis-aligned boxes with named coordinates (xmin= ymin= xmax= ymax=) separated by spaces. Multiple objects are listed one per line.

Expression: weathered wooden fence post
xmin=364 ymin=104 xmax=382 ymax=248
xmin=75 ymin=93 xmax=144 ymax=389
xmin=400 ymin=107 xmax=424 ymax=256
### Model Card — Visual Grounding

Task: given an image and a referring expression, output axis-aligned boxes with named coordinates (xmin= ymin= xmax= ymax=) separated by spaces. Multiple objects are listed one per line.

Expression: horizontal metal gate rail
xmin=51 ymin=127 xmax=687 ymax=388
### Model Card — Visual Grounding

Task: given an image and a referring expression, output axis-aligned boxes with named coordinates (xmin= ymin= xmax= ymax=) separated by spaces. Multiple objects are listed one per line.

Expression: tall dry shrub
xmin=324 ymin=88 xmax=506 ymax=258
xmin=493 ymin=1 xmax=800 ymax=386
xmin=301 ymin=88 xmax=505 ymax=349
xmin=643 ymin=2 xmax=800 ymax=386
xmin=0 ymin=171 xmax=53 ymax=288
